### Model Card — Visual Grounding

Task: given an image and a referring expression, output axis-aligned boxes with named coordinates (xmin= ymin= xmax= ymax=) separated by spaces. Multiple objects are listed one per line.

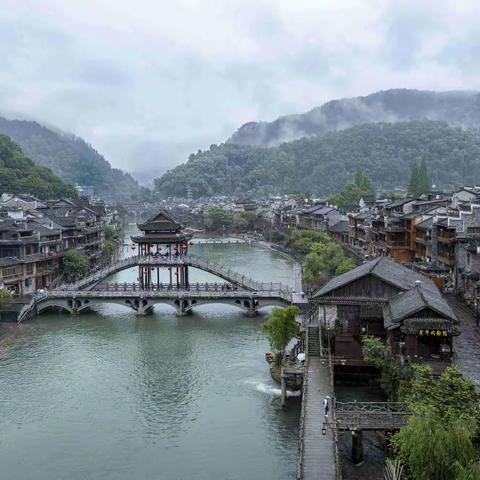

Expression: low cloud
xmin=0 ymin=0 xmax=479 ymax=175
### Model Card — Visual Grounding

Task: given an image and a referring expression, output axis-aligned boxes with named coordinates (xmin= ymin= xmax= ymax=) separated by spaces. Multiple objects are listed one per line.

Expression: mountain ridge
xmin=156 ymin=120 xmax=480 ymax=198
xmin=228 ymin=89 xmax=480 ymax=146
xmin=0 ymin=117 xmax=141 ymax=201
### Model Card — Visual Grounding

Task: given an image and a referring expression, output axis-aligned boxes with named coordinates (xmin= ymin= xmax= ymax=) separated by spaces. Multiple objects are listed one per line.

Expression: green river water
xmin=0 ymin=237 xmax=301 ymax=480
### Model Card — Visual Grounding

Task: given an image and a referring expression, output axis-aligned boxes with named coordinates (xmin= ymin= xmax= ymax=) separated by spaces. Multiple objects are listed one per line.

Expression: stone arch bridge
xmin=18 ymin=254 xmax=294 ymax=322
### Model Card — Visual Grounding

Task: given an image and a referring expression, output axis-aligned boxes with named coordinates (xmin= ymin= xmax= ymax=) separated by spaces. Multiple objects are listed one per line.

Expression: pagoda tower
xmin=131 ymin=209 xmax=192 ymax=289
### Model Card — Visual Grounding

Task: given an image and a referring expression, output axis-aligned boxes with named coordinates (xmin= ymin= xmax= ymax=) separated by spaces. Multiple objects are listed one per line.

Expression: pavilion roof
xmin=138 ymin=209 xmax=182 ymax=233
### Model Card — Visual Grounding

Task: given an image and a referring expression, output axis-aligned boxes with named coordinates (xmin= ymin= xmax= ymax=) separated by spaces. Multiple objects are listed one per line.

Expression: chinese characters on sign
xmin=418 ymin=329 xmax=448 ymax=337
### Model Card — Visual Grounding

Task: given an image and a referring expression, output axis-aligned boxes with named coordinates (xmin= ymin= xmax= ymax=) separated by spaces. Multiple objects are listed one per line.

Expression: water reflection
xmin=0 ymin=239 xmax=299 ymax=480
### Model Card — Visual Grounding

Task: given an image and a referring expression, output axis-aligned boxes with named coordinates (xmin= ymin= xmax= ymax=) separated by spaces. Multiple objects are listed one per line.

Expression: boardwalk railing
xmin=335 ymin=402 xmax=410 ymax=431
xmin=297 ymin=315 xmax=310 ymax=479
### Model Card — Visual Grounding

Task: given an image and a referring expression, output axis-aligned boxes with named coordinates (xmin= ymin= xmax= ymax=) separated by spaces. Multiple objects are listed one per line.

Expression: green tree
xmin=233 ymin=211 xmax=256 ymax=232
xmin=355 ymin=170 xmax=374 ymax=193
xmin=392 ymin=366 xmax=480 ymax=480
xmin=310 ymin=241 xmax=346 ymax=276
xmin=0 ymin=288 xmax=13 ymax=306
xmin=204 ymin=207 xmax=233 ymax=231
xmin=104 ymin=225 xmax=117 ymax=241
xmin=408 ymin=161 xmax=419 ymax=195
xmin=329 ymin=171 xmax=375 ymax=210
xmin=285 ymin=230 xmax=330 ymax=254
xmin=418 ymin=158 xmax=430 ymax=194
xmin=335 ymin=257 xmax=355 ymax=275
xmin=361 ymin=335 xmax=401 ymax=399
xmin=303 ymin=251 xmax=328 ymax=286
xmin=61 ymin=249 xmax=89 ymax=282
xmin=262 ymin=306 xmax=300 ymax=357
xmin=101 ymin=240 xmax=118 ymax=264
xmin=302 ymin=235 xmax=355 ymax=285
xmin=408 ymin=160 xmax=430 ymax=196
xmin=393 ymin=415 xmax=477 ymax=480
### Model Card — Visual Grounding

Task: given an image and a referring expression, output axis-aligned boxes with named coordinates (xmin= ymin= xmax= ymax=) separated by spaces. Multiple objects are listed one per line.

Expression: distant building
xmin=75 ymin=185 xmax=94 ymax=198
xmin=0 ymin=195 xmax=106 ymax=296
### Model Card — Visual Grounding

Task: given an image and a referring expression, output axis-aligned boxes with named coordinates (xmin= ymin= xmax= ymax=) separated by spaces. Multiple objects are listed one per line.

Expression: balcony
xmin=385 ymin=224 xmax=405 ymax=233
xmin=438 ymin=234 xmax=455 ymax=244
xmin=438 ymin=253 xmax=456 ymax=267
xmin=387 ymin=240 xmax=407 ymax=248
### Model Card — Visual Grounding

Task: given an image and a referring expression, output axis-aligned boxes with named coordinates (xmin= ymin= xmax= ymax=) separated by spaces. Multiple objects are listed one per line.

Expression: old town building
xmin=0 ymin=195 xmax=108 ymax=296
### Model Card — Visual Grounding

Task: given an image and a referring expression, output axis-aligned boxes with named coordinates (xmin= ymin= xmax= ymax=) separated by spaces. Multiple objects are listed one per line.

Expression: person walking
xmin=323 ymin=396 xmax=330 ymax=417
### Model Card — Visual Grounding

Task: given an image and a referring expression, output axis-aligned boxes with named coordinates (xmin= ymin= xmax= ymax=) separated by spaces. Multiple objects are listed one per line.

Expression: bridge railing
xmin=93 ymin=282 xmax=288 ymax=294
xmin=17 ymin=291 xmax=49 ymax=323
xmin=185 ymin=254 xmax=293 ymax=294
xmin=335 ymin=402 xmax=408 ymax=413
xmin=61 ymin=256 xmax=138 ymax=291
xmin=56 ymin=253 xmax=293 ymax=301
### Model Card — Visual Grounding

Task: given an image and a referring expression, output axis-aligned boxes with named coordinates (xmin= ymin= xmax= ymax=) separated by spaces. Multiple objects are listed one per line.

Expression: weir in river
xmin=0 ymin=233 xmax=303 ymax=480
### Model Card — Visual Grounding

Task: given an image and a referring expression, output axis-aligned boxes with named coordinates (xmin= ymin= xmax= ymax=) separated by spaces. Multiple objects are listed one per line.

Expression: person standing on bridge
xmin=323 ymin=396 xmax=330 ymax=417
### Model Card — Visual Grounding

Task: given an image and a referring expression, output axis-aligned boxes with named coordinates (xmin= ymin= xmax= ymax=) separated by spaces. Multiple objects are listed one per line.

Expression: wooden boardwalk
xmin=300 ymin=356 xmax=336 ymax=480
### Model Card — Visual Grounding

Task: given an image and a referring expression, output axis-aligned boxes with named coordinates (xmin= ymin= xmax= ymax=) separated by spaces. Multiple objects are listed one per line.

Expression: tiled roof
xmin=383 ymin=285 xmax=457 ymax=329
xmin=302 ymin=204 xmax=326 ymax=214
xmin=415 ymin=218 xmax=433 ymax=230
xmin=313 ymin=256 xmax=438 ymax=298
xmin=138 ymin=209 xmax=182 ymax=232
xmin=328 ymin=220 xmax=349 ymax=233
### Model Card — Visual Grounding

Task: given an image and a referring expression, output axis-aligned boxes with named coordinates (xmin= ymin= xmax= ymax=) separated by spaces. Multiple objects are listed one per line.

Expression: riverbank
xmin=0 ymin=237 xmax=300 ymax=480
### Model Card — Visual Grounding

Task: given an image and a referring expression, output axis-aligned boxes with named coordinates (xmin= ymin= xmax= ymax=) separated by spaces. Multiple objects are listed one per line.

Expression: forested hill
xmin=0 ymin=134 xmax=77 ymax=199
xmin=155 ymin=120 xmax=480 ymax=198
xmin=228 ymin=89 xmax=480 ymax=146
xmin=0 ymin=117 xmax=140 ymax=201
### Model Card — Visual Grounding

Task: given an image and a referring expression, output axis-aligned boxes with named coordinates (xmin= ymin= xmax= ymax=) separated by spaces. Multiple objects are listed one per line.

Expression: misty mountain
xmin=0 ymin=117 xmax=141 ymax=201
xmin=156 ymin=120 xmax=480 ymax=198
xmin=0 ymin=134 xmax=77 ymax=199
xmin=228 ymin=89 xmax=480 ymax=146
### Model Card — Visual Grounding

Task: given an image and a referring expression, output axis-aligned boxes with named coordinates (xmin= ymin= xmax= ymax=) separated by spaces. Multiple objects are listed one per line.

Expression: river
xmin=0 ymin=235 xmax=300 ymax=480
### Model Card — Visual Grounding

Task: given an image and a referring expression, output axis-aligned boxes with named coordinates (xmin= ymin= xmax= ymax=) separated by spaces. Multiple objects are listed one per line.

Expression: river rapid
xmin=0 ymin=235 xmax=300 ymax=480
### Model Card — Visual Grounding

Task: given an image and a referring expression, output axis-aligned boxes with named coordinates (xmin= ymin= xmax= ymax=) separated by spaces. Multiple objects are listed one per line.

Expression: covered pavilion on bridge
xmin=131 ymin=209 xmax=192 ymax=289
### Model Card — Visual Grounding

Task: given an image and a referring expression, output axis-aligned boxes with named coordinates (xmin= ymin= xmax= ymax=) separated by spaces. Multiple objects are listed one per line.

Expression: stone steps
xmin=308 ymin=325 xmax=320 ymax=357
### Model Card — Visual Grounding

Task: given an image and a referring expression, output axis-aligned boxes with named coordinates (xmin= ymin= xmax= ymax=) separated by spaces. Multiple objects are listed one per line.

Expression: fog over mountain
xmin=228 ymin=89 xmax=480 ymax=146
xmin=0 ymin=117 xmax=140 ymax=201
xmin=1 ymin=1 xmax=480 ymax=173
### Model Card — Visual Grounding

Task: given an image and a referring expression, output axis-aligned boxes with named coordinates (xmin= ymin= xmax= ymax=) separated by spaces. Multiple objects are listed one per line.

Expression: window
xmin=2 ymin=266 xmax=21 ymax=278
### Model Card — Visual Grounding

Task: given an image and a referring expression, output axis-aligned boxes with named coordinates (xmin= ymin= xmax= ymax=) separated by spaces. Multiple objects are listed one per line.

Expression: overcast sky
xmin=0 ymin=0 xmax=479 ymax=180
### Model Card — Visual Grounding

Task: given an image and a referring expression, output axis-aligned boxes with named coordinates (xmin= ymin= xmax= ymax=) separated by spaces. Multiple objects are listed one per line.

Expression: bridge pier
xmin=175 ymin=299 xmax=193 ymax=317
xmin=351 ymin=429 xmax=364 ymax=465
xmin=126 ymin=298 xmax=154 ymax=315
xmin=246 ymin=299 xmax=258 ymax=317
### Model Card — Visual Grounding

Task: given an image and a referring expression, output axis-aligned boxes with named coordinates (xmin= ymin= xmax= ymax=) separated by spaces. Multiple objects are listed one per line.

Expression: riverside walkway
xmin=298 ymin=325 xmax=337 ymax=480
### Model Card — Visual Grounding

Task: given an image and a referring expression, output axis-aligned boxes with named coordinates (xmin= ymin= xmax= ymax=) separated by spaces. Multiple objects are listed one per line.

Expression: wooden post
xmin=352 ymin=430 xmax=364 ymax=465
xmin=280 ymin=369 xmax=287 ymax=408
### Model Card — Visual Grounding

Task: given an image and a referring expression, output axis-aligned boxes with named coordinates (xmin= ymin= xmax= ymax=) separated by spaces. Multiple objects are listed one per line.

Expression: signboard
xmin=418 ymin=329 xmax=448 ymax=337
